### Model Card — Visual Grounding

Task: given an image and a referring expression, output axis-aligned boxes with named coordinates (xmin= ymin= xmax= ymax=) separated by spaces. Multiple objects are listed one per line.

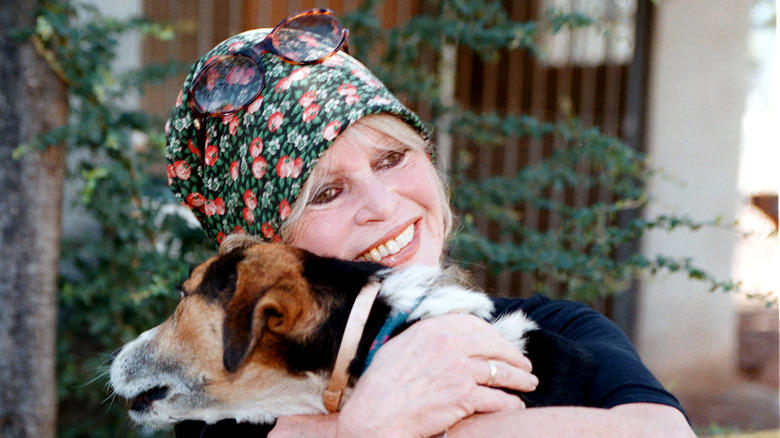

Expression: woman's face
xmin=286 ymin=122 xmax=445 ymax=268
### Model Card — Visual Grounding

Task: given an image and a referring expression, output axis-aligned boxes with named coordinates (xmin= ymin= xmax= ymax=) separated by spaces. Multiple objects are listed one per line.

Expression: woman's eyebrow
xmin=375 ymin=132 xmax=403 ymax=148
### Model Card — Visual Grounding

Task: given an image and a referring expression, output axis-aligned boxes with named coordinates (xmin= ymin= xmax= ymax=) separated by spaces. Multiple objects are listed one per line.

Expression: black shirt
xmin=492 ymin=294 xmax=684 ymax=410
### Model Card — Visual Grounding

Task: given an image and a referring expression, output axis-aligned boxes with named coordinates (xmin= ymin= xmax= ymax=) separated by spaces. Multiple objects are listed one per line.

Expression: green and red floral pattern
xmin=166 ymin=29 xmax=429 ymax=244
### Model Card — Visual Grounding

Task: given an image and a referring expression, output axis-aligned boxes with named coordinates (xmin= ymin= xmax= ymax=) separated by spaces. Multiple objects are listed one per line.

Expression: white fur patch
xmin=377 ymin=265 xmax=442 ymax=312
xmin=409 ymin=285 xmax=494 ymax=321
xmin=179 ymin=371 xmax=330 ymax=425
xmin=374 ymin=264 xmax=536 ymax=354
xmin=376 ymin=264 xmax=495 ymax=321
xmin=491 ymin=311 xmax=539 ymax=353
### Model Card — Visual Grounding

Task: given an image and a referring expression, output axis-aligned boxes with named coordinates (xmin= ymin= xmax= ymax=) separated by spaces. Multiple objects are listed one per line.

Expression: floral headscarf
xmin=166 ymin=28 xmax=429 ymax=244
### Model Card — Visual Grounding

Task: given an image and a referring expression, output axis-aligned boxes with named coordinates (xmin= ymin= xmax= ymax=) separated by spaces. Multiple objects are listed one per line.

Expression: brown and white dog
xmin=109 ymin=235 xmax=593 ymax=429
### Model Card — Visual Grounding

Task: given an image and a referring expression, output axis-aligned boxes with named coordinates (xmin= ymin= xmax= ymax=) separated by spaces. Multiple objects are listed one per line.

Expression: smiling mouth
xmin=358 ymin=223 xmax=415 ymax=262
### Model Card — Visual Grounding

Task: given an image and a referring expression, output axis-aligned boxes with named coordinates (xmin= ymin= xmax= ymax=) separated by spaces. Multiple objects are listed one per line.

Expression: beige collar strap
xmin=322 ymin=280 xmax=382 ymax=413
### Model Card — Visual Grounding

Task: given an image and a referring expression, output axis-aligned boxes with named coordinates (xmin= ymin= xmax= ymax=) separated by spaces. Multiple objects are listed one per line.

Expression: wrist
xmin=269 ymin=413 xmax=339 ymax=438
xmin=336 ymin=407 xmax=405 ymax=438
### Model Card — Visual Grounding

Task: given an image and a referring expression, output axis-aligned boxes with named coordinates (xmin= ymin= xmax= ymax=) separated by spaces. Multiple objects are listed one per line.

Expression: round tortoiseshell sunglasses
xmin=187 ymin=8 xmax=349 ymax=124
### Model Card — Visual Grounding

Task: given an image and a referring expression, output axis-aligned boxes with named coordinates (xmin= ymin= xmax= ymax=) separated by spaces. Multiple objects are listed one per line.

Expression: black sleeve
xmin=174 ymin=419 xmax=275 ymax=437
xmin=492 ymin=295 xmax=685 ymax=413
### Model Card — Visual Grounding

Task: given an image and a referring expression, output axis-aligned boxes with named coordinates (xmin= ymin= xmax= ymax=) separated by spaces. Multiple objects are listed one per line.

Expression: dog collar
xmin=322 ymin=280 xmax=382 ymax=413
xmin=362 ymin=296 xmax=424 ymax=373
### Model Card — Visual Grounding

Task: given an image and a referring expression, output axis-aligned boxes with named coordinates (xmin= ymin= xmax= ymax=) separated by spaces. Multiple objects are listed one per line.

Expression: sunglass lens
xmin=190 ymin=55 xmax=264 ymax=114
xmin=271 ymin=14 xmax=344 ymax=63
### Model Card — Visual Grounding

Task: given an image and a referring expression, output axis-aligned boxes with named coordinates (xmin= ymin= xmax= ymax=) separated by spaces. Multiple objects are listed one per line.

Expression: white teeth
xmin=360 ymin=224 xmax=415 ymax=262
xmin=397 ymin=224 xmax=414 ymax=246
xmin=386 ymin=240 xmax=400 ymax=254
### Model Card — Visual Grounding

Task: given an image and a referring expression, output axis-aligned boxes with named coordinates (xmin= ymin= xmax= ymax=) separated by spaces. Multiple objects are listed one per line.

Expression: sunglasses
xmin=188 ymin=8 xmax=349 ymax=124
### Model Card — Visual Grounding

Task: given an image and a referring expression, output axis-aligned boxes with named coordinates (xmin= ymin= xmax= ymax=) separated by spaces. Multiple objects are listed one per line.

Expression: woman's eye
xmin=378 ymin=150 xmax=406 ymax=169
xmin=311 ymin=186 xmax=341 ymax=205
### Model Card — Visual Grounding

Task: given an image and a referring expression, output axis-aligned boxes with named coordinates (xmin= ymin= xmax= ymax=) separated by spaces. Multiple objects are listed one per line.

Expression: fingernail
xmin=530 ymin=374 xmax=539 ymax=388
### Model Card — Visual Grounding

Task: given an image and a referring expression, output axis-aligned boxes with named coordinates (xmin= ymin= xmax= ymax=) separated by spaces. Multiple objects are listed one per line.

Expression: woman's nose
xmin=354 ymin=176 xmax=399 ymax=224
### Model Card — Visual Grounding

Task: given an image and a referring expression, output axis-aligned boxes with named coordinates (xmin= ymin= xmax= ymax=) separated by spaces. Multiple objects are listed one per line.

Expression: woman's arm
xmin=449 ymin=403 xmax=695 ymax=438
xmin=269 ymin=311 xmax=695 ymax=438
xmin=270 ymin=403 xmax=695 ymax=438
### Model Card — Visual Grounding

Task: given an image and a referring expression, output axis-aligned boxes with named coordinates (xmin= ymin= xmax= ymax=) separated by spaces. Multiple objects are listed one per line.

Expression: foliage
xmin=15 ymin=1 xmax=210 ymax=436
xmin=16 ymin=0 xmax=772 ymax=436
xmin=344 ymin=0 xmax=753 ymax=301
xmin=449 ymin=118 xmax=739 ymax=300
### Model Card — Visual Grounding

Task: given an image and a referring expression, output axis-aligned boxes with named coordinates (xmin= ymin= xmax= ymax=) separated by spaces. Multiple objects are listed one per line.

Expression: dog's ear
xmin=221 ymin=261 xmax=313 ymax=372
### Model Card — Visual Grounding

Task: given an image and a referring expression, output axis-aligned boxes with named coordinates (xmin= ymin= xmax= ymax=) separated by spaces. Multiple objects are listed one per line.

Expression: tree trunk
xmin=0 ymin=1 xmax=67 ymax=437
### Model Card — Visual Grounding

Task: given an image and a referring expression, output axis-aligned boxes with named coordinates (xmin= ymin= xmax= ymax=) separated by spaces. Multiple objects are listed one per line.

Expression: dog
xmin=109 ymin=234 xmax=594 ymax=429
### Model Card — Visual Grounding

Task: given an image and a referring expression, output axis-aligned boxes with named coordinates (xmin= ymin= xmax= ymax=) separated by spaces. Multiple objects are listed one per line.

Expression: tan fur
xmin=180 ymin=242 xmax=328 ymax=372
xmin=223 ymin=243 xmax=328 ymax=368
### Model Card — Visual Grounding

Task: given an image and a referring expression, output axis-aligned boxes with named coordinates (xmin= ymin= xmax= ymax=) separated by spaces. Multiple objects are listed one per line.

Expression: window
xmin=542 ymin=0 xmax=637 ymax=66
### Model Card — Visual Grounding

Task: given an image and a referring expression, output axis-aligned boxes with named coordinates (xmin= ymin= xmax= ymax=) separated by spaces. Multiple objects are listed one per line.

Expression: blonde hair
xmin=280 ymin=114 xmax=454 ymax=243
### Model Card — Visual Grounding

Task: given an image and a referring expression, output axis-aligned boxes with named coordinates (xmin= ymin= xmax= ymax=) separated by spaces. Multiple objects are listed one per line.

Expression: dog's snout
xmin=110 ymin=346 xmax=123 ymax=361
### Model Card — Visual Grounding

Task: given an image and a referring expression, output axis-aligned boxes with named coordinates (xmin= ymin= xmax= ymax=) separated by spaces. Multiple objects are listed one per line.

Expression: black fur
xmin=281 ymin=255 xmax=391 ymax=375
xmin=516 ymin=330 xmax=597 ymax=407
xmin=175 ymin=419 xmax=274 ymax=438
xmin=196 ymin=249 xmax=245 ymax=304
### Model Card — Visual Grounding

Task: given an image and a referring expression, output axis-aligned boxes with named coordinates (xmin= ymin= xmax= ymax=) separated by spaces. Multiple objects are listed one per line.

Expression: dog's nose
xmin=131 ymin=386 xmax=170 ymax=412
xmin=110 ymin=347 xmax=122 ymax=361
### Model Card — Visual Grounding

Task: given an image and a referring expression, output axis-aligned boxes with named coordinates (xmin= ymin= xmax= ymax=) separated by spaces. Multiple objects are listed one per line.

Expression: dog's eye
xmin=177 ymin=285 xmax=187 ymax=300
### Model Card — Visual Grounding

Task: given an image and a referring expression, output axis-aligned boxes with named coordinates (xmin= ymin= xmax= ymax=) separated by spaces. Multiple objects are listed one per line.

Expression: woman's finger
xmin=392 ymin=314 xmax=532 ymax=370
xmin=471 ymin=358 xmax=539 ymax=393
xmin=466 ymin=385 xmax=527 ymax=414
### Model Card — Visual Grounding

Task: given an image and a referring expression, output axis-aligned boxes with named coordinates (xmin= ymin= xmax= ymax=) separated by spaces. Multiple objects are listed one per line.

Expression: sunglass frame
xmin=187 ymin=8 xmax=349 ymax=118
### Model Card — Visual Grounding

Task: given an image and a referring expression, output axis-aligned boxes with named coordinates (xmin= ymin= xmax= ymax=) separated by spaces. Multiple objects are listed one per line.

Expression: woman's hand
xmin=335 ymin=313 xmax=538 ymax=438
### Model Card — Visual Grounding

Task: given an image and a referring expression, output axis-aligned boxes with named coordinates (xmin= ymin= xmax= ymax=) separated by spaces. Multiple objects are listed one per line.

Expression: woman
xmin=166 ymin=9 xmax=695 ymax=437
